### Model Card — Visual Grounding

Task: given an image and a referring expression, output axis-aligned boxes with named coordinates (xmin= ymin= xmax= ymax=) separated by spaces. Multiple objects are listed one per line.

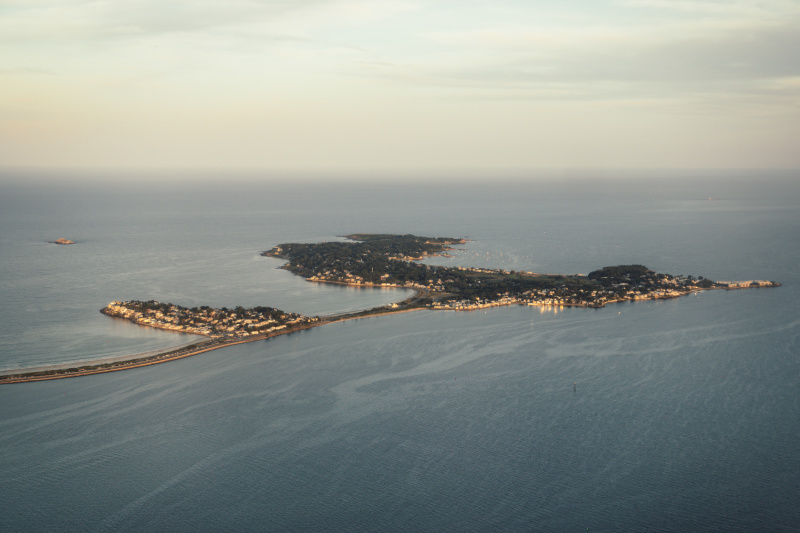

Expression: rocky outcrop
xmin=51 ymin=238 xmax=76 ymax=245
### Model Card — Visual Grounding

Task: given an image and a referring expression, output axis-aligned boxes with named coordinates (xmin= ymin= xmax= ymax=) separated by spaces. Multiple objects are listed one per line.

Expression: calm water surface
xmin=1 ymin=173 xmax=798 ymax=531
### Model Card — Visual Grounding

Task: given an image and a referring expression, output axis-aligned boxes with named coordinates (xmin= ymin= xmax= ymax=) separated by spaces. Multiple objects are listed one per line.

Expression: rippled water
xmin=1 ymin=172 xmax=798 ymax=531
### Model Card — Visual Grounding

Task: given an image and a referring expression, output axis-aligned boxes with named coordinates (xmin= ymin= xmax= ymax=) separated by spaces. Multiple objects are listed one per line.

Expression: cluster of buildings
xmin=102 ymin=301 xmax=314 ymax=338
xmin=307 ymin=271 xmax=462 ymax=295
xmin=432 ymin=283 xmax=696 ymax=311
xmin=717 ymin=280 xmax=777 ymax=288
xmin=432 ymin=295 xmax=522 ymax=310
xmin=305 ymin=270 xmax=440 ymax=290
xmin=431 ymin=276 xmax=778 ymax=312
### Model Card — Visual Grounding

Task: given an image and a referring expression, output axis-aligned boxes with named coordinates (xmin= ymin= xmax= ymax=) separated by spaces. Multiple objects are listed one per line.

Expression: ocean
xmin=1 ymin=171 xmax=798 ymax=531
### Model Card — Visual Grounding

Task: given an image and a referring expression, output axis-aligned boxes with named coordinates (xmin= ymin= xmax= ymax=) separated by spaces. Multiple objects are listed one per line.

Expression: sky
xmin=1 ymin=0 xmax=799 ymax=174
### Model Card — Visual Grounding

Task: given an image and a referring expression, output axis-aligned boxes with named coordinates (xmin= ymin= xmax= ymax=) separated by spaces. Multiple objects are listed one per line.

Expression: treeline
xmin=121 ymin=300 xmax=292 ymax=322
xmin=344 ymin=234 xmax=461 ymax=246
xmin=437 ymin=271 xmax=597 ymax=301
xmin=263 ymin=233 xmax=729 ymax=306
xmin=588 ymin=265 xmax=652 ymax=281
xmin=265 ymin=234 xmax=462 ymax=283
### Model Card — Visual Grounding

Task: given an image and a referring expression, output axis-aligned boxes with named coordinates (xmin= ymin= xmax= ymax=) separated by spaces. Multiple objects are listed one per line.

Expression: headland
xmin=262 ymin=235 xmax=779 ymax=310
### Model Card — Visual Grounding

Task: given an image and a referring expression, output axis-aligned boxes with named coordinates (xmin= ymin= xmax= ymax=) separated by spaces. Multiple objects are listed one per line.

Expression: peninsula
xmin=262 ymin=234 xmax=779 ymax=310
xmin=0 ymin=233 xmax=779 ymax=384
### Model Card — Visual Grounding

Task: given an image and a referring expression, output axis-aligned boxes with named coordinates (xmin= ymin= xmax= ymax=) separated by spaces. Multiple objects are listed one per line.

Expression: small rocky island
xmin=50 ymin=238 xmax=75 ymax=245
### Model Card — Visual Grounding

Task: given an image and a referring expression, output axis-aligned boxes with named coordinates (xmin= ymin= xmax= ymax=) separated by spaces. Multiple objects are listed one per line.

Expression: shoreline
xmin=0 ymin=278 xmax=779 ymax=385
xmin=0 ymin=317 xmax=344 ymax=384
xmin=0 ymin=289 xmax=429 ymax=385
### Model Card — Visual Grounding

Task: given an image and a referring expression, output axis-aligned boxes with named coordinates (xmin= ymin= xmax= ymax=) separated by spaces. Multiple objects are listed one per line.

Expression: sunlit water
xmin=1 ymin=173 xmax=798 ymax=531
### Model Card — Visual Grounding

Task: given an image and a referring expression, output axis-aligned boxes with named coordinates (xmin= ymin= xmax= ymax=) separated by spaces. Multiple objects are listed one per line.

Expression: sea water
xmin=1 ymin=172 xmax=798 ymax=531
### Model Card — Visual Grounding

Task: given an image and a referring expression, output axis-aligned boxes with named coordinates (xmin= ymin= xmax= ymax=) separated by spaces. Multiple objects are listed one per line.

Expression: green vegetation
xmin=262 ymin=233 xmax=763 ymax=309
xmin=263 ymin=234 xmax=464 ymax=285
xmin=588 ymin=264 xmax=652 ymax=282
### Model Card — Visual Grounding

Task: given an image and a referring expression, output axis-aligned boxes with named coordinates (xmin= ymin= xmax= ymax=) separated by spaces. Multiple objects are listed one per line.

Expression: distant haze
xmin=2 ymin=0 xmax=799 ymax=174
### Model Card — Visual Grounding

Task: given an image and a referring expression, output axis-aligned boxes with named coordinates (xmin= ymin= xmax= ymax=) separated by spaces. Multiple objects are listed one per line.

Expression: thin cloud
xmin=621 ymin=0 xmax=798 ymax=16
xmin=2 ymin=0 xmax=797 ymax=170
xmin=0 ymin=0 xmax=416 ymax=43
xmin=0 ymin=67 xmax=56 ymax=75
xmin=400 ymin=7 xmax=800 ymax=107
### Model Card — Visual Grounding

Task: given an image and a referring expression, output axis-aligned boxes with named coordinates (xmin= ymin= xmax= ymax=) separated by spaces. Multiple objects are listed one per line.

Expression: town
xmin=264 ymin=234 xmax=780 ymax=310
xmin=102 ymin=300 xmax=317 ymax=338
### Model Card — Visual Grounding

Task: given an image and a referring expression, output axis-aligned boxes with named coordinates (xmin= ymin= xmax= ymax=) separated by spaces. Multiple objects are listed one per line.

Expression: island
xmin=0 ymin=234 xmax=780 ymax=384
xmin=50 ymin=238 xmax=76 ymax=245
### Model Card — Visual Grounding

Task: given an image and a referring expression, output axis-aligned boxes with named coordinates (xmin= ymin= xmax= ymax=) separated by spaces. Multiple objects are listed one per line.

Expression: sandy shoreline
xmin=0 ymin=321 xmax=318 ymax=384
xmin=0 ymin=291 xmax=428 ymax=384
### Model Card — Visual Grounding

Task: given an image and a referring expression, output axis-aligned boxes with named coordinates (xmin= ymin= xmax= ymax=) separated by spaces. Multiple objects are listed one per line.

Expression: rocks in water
xmin=51 ymin=238 xmax=76 ymax=245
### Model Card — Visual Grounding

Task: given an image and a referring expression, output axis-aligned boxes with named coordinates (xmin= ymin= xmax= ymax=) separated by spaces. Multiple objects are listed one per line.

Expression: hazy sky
xmin=2 ymin=0 xmax=799 ymax=173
